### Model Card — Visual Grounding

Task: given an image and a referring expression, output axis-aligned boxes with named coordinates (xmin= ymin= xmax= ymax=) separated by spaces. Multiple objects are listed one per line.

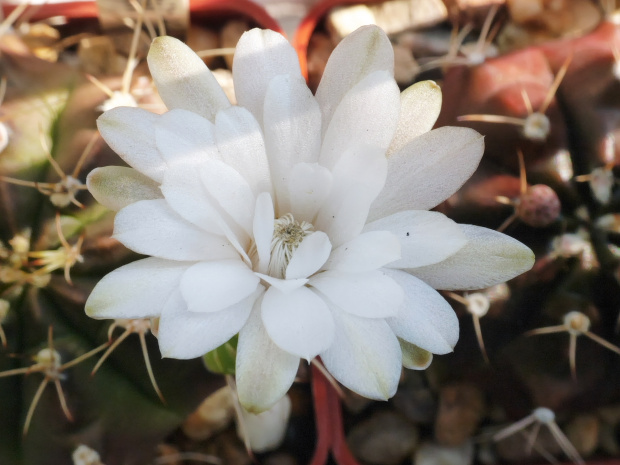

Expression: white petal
xmin=383 ymin=269 xmax=459 ymax=354
xmin=309 ymin=270 xmax=403 ymax=318
xmin=253 ymin=192 xmax=275 ymax=274
xmin=97 ymin=107 xmax=165 ymax=182
xmin=200 ymin=159 xmax=256 ymax=236
xmin=181 ymin=260 xmax=260 ymax=313
xmin=286 ymin=163 xmax=332 ymax=224
xmin=155 ymin=109 xmax=219 ymax=166
xmin=240 ymin=395 xmax=291 ymax=453
xmin=261 ymin=286 xmax=334 ymax=360
xmin=158 ymin=287 xmax=262 ymax=359
xmin=319 ymin=70 xmax=400 ymax=170
xmin=147 ymin=36 xmax=230 ymax=121
xmin=369 ymin=127 xmax=485 ymax=220
xmin=320 ymin=306 xmax=401 ymax=400
xmin=316 ymin=25 xmax=394 ymax=136
xmin=364 ymin=211 xmax=468 ymax=269
xmin=215 ymin=106 xmax=272 ymax=196
xmin=237 ymin=301 xmax=300 ymax=413
xmin=399 ymin=339 xmax=433 ymax=370
xmin=113 ymin=199 xmax=238 ymax=261
xmin=324 ymin=231 xmax=401 ymax=272
xmin=408 ymin=225 xmax=535 ymax=290
xmin=255 ymin=273 xmax=308 ymax=293
xmin=85 ymin=258 xmax=188 ymax=320
xmin=161 ymin=162 xmax=251 ymax=259
xmin=233 ymin=28 xmax=302 ymax=125
xmin=263 ymin=74 xmax=322 ymax=208
xmin=388 ymin=80 xmax=442 ymax=155
xmin=87 ymin=166 xmax=162 ymax=211
xmin=315 ymin=146 xmax=387 ymax=247
xmin=286 ymin=232 xmax=332 ymax=279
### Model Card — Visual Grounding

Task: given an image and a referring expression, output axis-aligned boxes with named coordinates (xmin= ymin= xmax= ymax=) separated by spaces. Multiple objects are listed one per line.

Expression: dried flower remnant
xmin=0 ymin=327 xmax=108 ymax=434
xmin=91 ymin=318 xmax=165 ymax=403
xmin=85 ymin=26 xmax=534 ymax=412
xmin=458 ymin=56 xmax=572 ymax=142
xmin=495 ymin=151 xmax=561 ymax=232
xmin=0 ymin=230 xmax=51 ymax=294
xmin=525 ymin=311 xmax=620 ymax=380
xmin=0 ymin=131 xmax=99 ymax=208
xmin=494 ymin=407 xmax=584 ymax=465
xmin=29 ymin=213 xmax=84 ymax=285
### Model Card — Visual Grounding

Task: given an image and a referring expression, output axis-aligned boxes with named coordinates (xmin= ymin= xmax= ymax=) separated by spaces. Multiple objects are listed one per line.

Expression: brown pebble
xmin=347 ymin=410 xmax=418 ymax=465
xmin=565 ymin=414 xmax=599 ymax=456
xmin=435 ymin=384 xmax=485 ymax=446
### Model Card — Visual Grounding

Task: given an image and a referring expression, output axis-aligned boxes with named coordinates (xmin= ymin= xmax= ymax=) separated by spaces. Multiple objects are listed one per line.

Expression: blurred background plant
xmin=1 ymin=0 xmax=620 ymax=465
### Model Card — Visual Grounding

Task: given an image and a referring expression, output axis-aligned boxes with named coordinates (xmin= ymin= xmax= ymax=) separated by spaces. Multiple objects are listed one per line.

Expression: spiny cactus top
xmin=85 ymin=26 xmax=534 ymax=413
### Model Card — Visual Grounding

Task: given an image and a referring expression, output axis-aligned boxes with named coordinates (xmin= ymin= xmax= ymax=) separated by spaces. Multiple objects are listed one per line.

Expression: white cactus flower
xmin=85 ymin=26 xmax=534 ymax=412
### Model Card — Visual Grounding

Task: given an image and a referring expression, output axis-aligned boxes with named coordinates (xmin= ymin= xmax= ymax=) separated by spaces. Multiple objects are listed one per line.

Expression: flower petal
xmin=237 ymin=302 xmax=299 ymax=413
xmin=253 ymin=192 xmax=275 ymax=274
xmin=97 ymin=107 xmax=165 ymax=182
xmin=161 ymin=162 xmax=251 ymax=259
xmin=181 ymin=259 xmax=260 ymax=313
xmin=147 ymin=36 xmax=230 ymax=121
xmin=263 ymin=74 xmax=322 ymax=207
xmin=364 ymin=211 xmax=468 ymax=269
xmin=241 ymin=394 xmax=292 ymax=453
xmin=369 ymin=126 xmax=485 ymax=220
xmin=286 ymin=232 xmax=332 ymax=279
xmin=113 ymin=199 xmax=238 ymax=261
xmin=315 ymin=146 xmax=387 ymax=247
xmin=320 ymin=306 xmax=401 ymax=400
xmin=215 ymin=106 xmax=272 ymax=196
xmin=155 ymin=109 xmax=218 ymax=166
xmin=85 ymin=257 xmax=189 ymax=320
xmin=407 ymin=225 xmax=535 ymax=290
xmin=158 ymin=287 xmax=263 ymax=359
xmin=319 ymin=70 xmax=400 ymax=170
xmin=233 ymin=29 xmax=302 ymax=125
xmin=255 ymin=273 xmax=308 ymax=293
xmin=388 ymin=80 xmax=442 ymax=155
xmin=399 ymin=339 xmax=433 ymax=370
xmin=200 ymin=159 xmax=256 ymax=236
xmin=87 ymin=166 xmax=162 ymax=211
xmin=261 ymin=286 xmax=334 ymax=360
xmin=315 ymin=25 xmax=394 ymax=136
xmin=286 ymin=163 xmax=332 ymax=224
xmin=383 ymin=269 xmax=458 ymax=354
xmin=324 ymin=231 xmax=401 ymax=272
xmin=309 ymin=270 xmax=403 ymax=318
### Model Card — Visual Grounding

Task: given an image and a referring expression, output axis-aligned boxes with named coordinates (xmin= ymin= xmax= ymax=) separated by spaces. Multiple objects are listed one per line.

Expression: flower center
xmin=268 ymin=214 xmax=313 ymax=279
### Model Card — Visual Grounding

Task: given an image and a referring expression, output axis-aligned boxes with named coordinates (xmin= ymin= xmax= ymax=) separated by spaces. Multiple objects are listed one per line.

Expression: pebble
xmin=347 ymin=410 xmax=419 ymax=465
xmin=495 ymin=424 xmax=562 ymax=462
xmin=414 ymin=440 xmax=474 ymax=465
xmin=435 ymin=384 xmax=485 ymax=446
xmin=392 ymin=371 xmax=436 ymax=425
xmin=565 ymin=414 xmax=599 ymax=456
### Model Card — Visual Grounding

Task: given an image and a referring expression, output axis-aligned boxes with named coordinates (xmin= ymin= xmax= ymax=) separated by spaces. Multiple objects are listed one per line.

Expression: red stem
xmin=309 ymin=364 xmax=361 ymax=465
